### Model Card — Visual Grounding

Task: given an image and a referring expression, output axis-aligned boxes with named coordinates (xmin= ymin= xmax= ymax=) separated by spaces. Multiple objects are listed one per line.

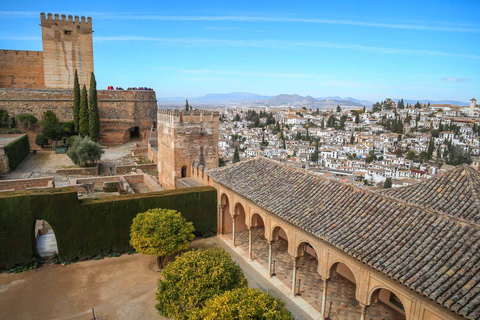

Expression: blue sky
xmin=0 ymin=0 xmax=479 ymax=102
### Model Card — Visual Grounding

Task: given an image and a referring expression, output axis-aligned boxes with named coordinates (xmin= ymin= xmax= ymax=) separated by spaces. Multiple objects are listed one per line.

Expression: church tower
xmin=40 ymin=13 xmax=94 ymax=89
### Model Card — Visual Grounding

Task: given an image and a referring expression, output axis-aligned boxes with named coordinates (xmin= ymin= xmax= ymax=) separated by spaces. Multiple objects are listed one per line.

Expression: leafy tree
xmin=79 ymin=84 xmax=89 ymax=136
xmin=406 ymin=150 xmax=416 ymax=160
xmin=62 ymin=121 xmax=76 ymax=136
xmin=73 ymin=69 xmax=80 ymax=132
xmin=398 ymin=99 xmax=405 ymax=109
xmin=384 ymin=178 xmax=392 ymax=189
xmin=88 ymin=73 xmax=100 ymax=141
xmin=35 ymin=133 xmax=49 ymax=148
xmin=355 ymin=112 xmax=360 ymax=124
xmin=414 ymin=101 xmax=422 ymax=109
xmin=67 ymin=135 xmax=79 ymax=147
xmin=0 ymin=108 xmax=9 ymax=127
xmin=446 ymin=145 xmax=472 ymax=166
xmin=156 ymin=248 xmax=247 ymax=320
xmin=7 ymin=128 xmax=21 ymax=134
xmin=350 ymin=133 xmax=355 ymax=145
xmin=16 ymin=114 xmax=37 ymax=129
xmin=234 ymin=113 xmax=241 ymax=121
xmin=41 ymin=111 xmax=64 ymax=144
xmin=185 ymin=99 xmax=190 ymax=111
xmin=321 ymin=118 xmax=325 ymax=129
xmin=130 ymin=208 xmax=195 ymax=269
xmin=194 ymin=287 xmax=293 ymax=320
xmin=67 ymin=136 xmax=103 ymax=166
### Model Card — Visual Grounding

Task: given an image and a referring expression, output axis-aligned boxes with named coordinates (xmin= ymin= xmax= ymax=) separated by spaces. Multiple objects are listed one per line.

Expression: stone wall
xmin=0 ymin=50 xmax=45 ymax=89
xmin=157 ymin=110 xmax=219 ymax=189
xmin=0 ymin=176 xmax=54 ymax=191
xmin=0 ymin=88 xmax=158 ymax=145
xmin=40 ymin=13 xmax=94 ymax=89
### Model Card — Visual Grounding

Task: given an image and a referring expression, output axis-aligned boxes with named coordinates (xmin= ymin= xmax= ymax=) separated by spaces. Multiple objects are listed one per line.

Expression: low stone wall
xmin=56 ymin=164 xmax=99 ymax=176
xmin=116 ymin=163 xmax=156 ymax=174
xmin=143 ymin=173 xmax=162 ymax=191
xmin=0 ymin=176 xmax=54 ymax=191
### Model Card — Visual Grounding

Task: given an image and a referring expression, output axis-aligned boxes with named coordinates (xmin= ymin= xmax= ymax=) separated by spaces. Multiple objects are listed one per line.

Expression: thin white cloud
xmin=1 ymin=11 xmax=479 ymax=33
xmin=93 ymin=36 xmax=480 ymax=60
xmin=179 ymin=69 xmax=317 ymax=78
xmin=441 ymin=77 xmax=472 ymax=82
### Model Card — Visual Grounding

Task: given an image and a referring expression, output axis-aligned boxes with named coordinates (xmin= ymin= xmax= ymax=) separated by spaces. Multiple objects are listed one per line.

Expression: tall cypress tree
xmin=73 ymin=70 xmax=80 ymax=133
xmin=233 ymin=146 xmax=240 ymax=163
xmin=88 ymin=73 xmax=100 ymax=141
xmin=79 ymin=84 xmax=89 ymax=137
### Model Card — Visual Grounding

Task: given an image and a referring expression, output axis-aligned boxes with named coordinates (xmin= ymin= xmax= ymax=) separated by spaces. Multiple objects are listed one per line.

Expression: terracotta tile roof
xmin=207 ymin=157 xmax=480 ymax=320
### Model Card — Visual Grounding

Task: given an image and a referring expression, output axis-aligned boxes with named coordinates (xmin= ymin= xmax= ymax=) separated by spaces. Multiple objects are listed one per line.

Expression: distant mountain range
xmin=160 ymin=92 xmax=469 ymax=108
xmin=161 ymin=92 xmax=370 ymax=108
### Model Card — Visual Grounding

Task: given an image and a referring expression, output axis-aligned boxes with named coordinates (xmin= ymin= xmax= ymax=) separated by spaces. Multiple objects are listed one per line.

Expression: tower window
xmin=64 ymin=30 xmax=72 ymax=35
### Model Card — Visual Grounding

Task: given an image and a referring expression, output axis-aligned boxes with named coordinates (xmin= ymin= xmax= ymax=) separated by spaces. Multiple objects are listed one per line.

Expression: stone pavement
xmin=235 ymin=228 xmax=405 ymax=320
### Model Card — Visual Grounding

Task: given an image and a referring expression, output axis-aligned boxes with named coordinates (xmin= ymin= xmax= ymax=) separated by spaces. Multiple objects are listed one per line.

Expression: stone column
xmin=248 ymin=227 xmax=253 ymax=261
xmin=359 ymin=303 xmax=367 ymax=320
xmin=232 ymin=215 xmax=236 ymax=247
xmin=291 ymin=257 xmax=298 ymax=297
xmin=321 ymin=279 xmax=329 ymax=318
xmin=268 ymin=241 xmax=273 ymax=278
xmin=218 ymin=204 xmax=223 ymax=235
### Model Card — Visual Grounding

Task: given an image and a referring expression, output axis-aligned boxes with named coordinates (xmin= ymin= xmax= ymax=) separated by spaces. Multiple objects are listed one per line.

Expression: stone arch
xmin=367 ymin=286 xmax=407 ymax=319
xmin=250 ymin=212 xmax=265 ymax=228
xmin=327 ymin=259 xmax=359 ymax=284
xmin=233 ymin=202 xmax=248 ymax=233
xmin=295 ymin=239 xmax=321 ymax=259
xmin=271 ymin=224 xmax=290 ymax=244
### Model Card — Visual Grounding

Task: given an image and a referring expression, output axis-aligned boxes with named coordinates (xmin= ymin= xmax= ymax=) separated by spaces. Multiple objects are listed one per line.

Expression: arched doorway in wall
xmin=221 ymin=194 xmax=232 ymax=234
xmin=296 ymin=242 xmax=322 ymax=311
xmin=367 ymin=288 xmax=406 ymax=320
xmin=35 ymin=220 xmax=58 ymax=262
xmin=326 ymin=262 xmax=361 ymax=319
xmin=271 ymin=225 xmax=293 ymax=285
xmin=181 ymin=166 xmax=187 ymax=178
xmin=129 ymin=127 xmax=140 ymax=140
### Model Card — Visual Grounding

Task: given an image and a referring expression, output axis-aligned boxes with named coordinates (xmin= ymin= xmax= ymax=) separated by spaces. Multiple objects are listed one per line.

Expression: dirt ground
xmin=0 ymin=237 xmax=312 ymax=320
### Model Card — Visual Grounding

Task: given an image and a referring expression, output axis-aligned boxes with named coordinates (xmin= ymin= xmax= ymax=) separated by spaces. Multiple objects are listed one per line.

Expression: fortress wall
xmin=0 ymin=50 xmax=45 ymax=89
xmin=0 ymin=89 xmax=158 ymax=145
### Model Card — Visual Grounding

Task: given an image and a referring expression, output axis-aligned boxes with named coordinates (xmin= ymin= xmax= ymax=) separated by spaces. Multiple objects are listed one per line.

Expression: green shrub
xmin=16 ymin=114 xmax=38 ymax=128
xmin=35 ymin=134 xmax=49 ymax=147
xmin=67 ymin=135 xmax=79 ymax=147
xmin=4 ymin=135 xmax=30 ymax=169
xmin=0 ymin=108 xmax=9 ymax=127
xmin=6 ymin=128 xmax=22 ymax=134
xmin=156 ymin=248 xmax=247 ymax=319
xmin=130 ymin=208 xmax=195 ymax=268
xmin=194 ymin=287 xmax=294 ymax=320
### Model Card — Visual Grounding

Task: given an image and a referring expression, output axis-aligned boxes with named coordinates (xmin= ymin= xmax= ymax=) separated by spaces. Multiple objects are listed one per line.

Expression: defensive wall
xmin=0 ymin=88 xmax=158 ymax=145
xmin=0 ymin=186 xmax=217 ymax=270
xmin=0 ymin=50 xmax=45 ymax=89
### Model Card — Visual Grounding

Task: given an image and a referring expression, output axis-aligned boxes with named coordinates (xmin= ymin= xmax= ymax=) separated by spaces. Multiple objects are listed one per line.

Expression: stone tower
xmin=470 ymin=98 xmax=477 ymax=116
xmin=40 ymin=12 xmax=94 ymax=89
xmin=157 ymin=110 xmax=219 ymax=190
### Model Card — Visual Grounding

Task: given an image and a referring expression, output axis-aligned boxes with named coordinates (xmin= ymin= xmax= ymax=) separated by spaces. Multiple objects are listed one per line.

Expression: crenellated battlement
xmin=40 ymin=12 xmax=92 ymax=28
xmin=157 ymin=109 xmax=220 ymax=126
xmin=1 ymin=50 xmax=42 ymax=56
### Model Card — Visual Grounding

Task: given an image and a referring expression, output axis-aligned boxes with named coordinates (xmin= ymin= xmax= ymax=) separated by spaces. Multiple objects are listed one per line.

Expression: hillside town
xmin=217 ymin=98 xmax=480 ymax=188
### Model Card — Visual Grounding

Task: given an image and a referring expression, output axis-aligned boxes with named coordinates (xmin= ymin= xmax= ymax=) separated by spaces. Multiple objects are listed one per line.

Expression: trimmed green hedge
xmin=4 ymin=134 xmax=30 ymax=170
xmin=0 ymin=186 xmax=217 ymax=270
